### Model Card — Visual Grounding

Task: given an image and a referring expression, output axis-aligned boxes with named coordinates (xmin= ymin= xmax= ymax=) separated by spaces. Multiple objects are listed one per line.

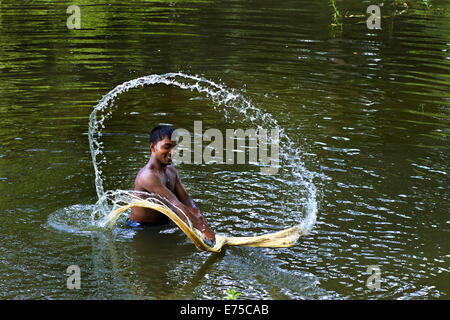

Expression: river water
xmin=0 ymin=0 xmax=448 ymax=299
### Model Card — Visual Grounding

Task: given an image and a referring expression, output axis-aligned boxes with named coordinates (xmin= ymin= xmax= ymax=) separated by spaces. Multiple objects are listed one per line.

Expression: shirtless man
xmin=128 ymin=125 xmax=216 ymax=247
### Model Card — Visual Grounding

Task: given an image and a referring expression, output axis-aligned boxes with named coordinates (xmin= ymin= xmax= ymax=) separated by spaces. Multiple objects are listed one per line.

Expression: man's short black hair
xmin=149 ymin=125 xmax=174 ymax=145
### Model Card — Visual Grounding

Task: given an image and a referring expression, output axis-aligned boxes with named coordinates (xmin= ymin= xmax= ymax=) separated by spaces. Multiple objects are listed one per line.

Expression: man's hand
xmin=202 ymin=228 xmax=216 ymax=247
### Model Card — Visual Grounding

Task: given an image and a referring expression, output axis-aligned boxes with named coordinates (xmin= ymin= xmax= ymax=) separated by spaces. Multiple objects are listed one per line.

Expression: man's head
xmin=149 ymin=125 xmax=176 ymax=166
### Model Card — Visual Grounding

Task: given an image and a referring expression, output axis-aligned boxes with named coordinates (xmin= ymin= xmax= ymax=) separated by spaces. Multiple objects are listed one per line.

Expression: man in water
xmin=128 ymin=125 xmax=216 ymax=247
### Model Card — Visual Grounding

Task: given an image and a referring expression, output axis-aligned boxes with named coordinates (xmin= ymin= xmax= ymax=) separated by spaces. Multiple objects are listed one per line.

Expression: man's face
xmin=150 ymin=136 xmax=177 ymax=166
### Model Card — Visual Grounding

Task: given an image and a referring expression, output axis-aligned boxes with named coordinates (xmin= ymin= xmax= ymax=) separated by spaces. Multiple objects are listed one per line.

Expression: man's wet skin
xmin=130 ymin=131 xmax=216 ymax=246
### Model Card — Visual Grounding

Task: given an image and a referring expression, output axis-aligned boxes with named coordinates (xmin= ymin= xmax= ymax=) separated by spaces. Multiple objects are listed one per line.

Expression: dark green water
xmin=0 ymin=0 xmax=448 ymax=299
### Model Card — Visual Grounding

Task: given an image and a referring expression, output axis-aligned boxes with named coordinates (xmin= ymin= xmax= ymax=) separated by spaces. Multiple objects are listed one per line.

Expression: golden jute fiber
xmin=103 ymin=195 xmax=303 ymax=253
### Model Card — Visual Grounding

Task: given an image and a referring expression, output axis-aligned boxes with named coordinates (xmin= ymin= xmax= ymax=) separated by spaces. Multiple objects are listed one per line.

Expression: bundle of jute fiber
xmin=101 ymin=191 xmax=303 ymax=253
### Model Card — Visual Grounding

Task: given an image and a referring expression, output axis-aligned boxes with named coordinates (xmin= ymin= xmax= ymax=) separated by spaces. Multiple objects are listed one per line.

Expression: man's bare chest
xmin=159 ymin=170 xmax=176 ymax=191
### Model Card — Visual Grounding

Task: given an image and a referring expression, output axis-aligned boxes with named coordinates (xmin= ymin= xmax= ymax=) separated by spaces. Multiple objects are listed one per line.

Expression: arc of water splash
xmin=88 ymin=72 xmax=318 ymax=234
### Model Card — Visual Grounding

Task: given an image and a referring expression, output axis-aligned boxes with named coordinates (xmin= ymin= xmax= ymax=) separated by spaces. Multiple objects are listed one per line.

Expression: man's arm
xmin=141 ymin=173 xmax=215 ymax=241
xmin=173 ymin=171 xmax=209 ymax=226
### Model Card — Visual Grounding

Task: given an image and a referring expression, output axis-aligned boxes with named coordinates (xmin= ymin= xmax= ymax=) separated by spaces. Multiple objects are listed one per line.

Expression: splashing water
xmin=87 ymin=72 xmax=318 ymax=235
